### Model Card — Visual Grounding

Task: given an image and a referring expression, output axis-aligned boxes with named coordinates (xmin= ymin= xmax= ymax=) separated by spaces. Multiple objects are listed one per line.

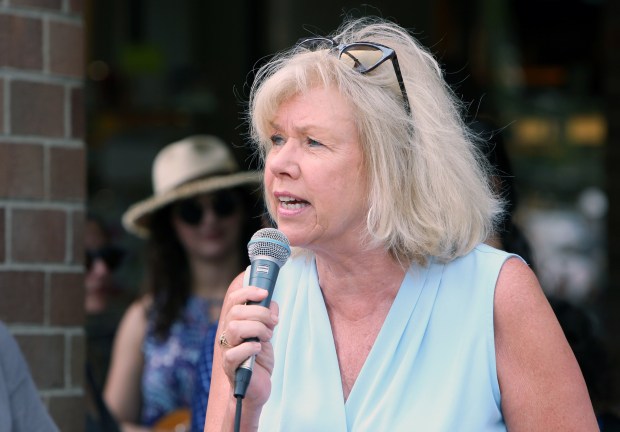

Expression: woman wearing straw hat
xmin=104 ymin=135 xmax=262 ymax=431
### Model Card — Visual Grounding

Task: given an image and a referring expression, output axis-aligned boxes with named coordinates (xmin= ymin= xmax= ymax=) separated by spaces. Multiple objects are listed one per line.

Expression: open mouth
xmin=278 ymin=196 xmax=309 ymax=210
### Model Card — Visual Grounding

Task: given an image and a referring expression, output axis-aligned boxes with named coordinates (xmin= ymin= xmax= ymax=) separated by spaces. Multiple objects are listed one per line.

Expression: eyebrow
xmin=269 ymin=121 xmax=329 ymax=136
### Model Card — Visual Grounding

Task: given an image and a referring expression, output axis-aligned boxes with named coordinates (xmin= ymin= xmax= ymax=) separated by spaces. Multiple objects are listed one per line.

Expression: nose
xmin=200 ymin=203 xmax=219 ymax=224
xmin=266 ymin=140 xmax=301 ymax=179
xmin=89 ymin=258 xmax=110 ymax=276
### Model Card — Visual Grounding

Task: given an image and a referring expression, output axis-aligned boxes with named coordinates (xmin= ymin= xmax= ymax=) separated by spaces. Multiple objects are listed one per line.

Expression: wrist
xmin=228 ymin=394 xmax=262 ymax=432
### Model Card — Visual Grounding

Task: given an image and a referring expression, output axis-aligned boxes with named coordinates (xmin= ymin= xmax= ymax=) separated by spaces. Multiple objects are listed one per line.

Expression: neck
xmin=315 ymin=246 xmax=406 ymax=322
xmin=188 ymin=250 xmax=245 ymax=300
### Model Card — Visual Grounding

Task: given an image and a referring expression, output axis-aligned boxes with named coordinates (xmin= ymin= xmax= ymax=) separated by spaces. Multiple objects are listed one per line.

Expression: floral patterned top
xmin=140 ymin=296 xmax=213 ymax=426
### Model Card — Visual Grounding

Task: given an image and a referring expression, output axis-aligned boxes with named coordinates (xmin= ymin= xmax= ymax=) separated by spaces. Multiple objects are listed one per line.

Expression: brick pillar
xmin=0 ymin=1 xmax=85 ymax=431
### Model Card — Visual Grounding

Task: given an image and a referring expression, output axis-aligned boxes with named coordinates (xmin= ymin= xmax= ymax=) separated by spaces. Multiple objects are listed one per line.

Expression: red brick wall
xmin=0 ymin=1 xmax=85 ymax=431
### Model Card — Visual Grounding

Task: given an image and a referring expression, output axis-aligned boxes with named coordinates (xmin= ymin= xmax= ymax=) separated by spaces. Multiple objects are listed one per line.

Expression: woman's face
xmin=84 ymin=220 xmax=113 ymax=308
xmin=172 ymin=190 xmax=245 ymax=261
xmin=264 ymin=86 xmax=369 ymax=253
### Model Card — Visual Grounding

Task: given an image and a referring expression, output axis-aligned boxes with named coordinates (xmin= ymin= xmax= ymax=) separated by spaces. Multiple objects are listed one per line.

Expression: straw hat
xmin=122 ymin=135 xmax=262 ymax=238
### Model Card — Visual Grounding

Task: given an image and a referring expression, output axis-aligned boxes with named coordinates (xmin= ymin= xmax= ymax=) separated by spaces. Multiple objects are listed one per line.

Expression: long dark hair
xmin=144 ymin=187 xmax=263 ymax=339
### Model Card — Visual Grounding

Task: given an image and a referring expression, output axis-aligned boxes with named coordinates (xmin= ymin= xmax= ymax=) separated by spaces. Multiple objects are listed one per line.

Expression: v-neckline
xmin=309 ymin=257 xmax=432 ymax=409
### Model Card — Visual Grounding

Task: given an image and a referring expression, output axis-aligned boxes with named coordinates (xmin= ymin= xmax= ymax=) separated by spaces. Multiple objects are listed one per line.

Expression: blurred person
xmin=0 ymin=321 xmax=59 ymax=432
xmin=104 ymin=135 xmax=261 ymax=432
xmin=205 ymin=17 xmax=597 ymax=431
xmin=84 ymin=213 xmax=126 ymax=432
xmin=85 ymin=213 xmax=126 ymax=315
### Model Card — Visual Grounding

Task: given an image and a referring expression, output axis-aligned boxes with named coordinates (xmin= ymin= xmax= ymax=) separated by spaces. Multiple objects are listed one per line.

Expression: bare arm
xmin=204 ymin=273 xmax=279 ymax=432
xmin=495 ymin=258 xmax=598 ymax=431
xmin=104 ymin=297 xmax=150 ymax=431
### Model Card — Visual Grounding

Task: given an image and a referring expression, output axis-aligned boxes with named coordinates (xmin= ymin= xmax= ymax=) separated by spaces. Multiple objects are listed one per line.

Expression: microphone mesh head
xmin=247 ymin=228 xmax=291 ymax=267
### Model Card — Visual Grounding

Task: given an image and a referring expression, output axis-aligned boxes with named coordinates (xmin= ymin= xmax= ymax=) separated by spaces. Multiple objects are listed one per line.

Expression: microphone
xmin=234 ymin=228 xmax=291 ymax=398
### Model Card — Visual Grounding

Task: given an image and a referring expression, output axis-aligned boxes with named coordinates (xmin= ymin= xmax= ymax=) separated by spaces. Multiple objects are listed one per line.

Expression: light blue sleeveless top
xmin=257 ymin=244 xmax=512 ymax=431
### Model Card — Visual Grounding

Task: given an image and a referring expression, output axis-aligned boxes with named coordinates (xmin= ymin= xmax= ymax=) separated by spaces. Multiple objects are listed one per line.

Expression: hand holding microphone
xmin=233 ymin=228 xmax=291 ymax=399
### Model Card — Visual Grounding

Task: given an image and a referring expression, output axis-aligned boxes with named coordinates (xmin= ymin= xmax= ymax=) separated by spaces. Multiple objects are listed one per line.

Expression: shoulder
xmin=494 ymin=257 xmax=555 ymax=362
xmin=0 ymin=324 xmax=59 ymax=431
xmin=450 ymin=243 xmax=515 ymax=269
xmin=0 ymin=324 xmax=37 ymax=399
xmin=0 ymin=321 xmax=12 ymax=346
xmin=121 ymin=296 xmax=150 ymax=323
xmin=441 ymin=244 xmax=515 ymax=287
xmin=0 ymin=322 xmax=25 ymax=372
xmin=494 ymin=258 xmax=598 ymax=430
xmin=115 ymin=296 xmax=151 ymax=345
xmin=494 ymin=257 xmax=545 ymax=326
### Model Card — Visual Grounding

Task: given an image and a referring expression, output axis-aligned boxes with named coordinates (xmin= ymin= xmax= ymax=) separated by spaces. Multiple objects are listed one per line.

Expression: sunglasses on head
xmin=173 ymin=191 xmax=240 ymax=226
xmin=86 ymin=246 xmax=124 ymax=271
xmin=297 ymin=37 xmax=411 ymax=116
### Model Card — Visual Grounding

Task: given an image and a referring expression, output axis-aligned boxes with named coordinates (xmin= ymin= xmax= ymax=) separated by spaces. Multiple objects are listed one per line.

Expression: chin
xmin=276 ymin=228 xmax=310 ymax=250
xmin=194 ymin=244 xmax=233 ymax=260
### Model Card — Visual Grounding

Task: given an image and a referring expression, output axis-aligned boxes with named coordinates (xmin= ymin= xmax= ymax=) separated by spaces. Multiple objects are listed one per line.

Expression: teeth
xmin=281 ymin=202 xmax=307 ymax=210
xmin=278 ymin=196 xmax=308 ymax=209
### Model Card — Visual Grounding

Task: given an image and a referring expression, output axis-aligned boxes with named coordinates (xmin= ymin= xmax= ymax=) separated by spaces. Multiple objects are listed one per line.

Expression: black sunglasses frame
xmin=173 ymin=191 xmax=240 ymax=226
xmin=86 ymin=246 xmax=125 ymax=271
xmin=297 ymin=37 xmax=411 ymax=116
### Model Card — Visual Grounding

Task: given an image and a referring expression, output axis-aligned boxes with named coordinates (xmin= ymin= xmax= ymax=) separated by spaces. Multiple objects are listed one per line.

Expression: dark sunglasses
xmin=173 ymin=191 xmax=240 ymax=226
xmin=297 ymin=37 xmax=411 ymax=116
xmin=86 ymin=246 xmax=124 ymax=271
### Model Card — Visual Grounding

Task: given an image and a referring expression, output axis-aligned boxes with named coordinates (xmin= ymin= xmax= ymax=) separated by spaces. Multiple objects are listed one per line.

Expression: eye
xmin=270 ymin=134 xmax=286 ymax=146
xmin=307 ymin=137 xmax=323 ymax=147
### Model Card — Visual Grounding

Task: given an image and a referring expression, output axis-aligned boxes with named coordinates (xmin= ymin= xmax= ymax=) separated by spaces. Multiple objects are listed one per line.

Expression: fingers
xmin=215 ymin=283 xmax=280 ymax=402
xmin=269 ymin=300 xmax=279 ymax=319
xmin=224 ymin=285 xmax=278 ymax=326
xmin=218 ymin=285 xmax=278 ymax=380
xmin=254 ymin=340 xmax=275 ymax=375
xmin=220 ymin=338 xmax=275 ymax=376
xmin=221 ymin=340 xmax=263 ymax=372
xmin=218 ymin=285 xmax=279 ymax=351
xmin=224 ymin=318 xmax=274 ymax=346
xmin=227 ymin=285 xmax=271 ymax=307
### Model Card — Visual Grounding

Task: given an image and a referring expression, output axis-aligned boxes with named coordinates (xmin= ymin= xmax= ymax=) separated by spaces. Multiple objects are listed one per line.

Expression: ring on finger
xmin=219 ymin=331 xmax=232 ymax=348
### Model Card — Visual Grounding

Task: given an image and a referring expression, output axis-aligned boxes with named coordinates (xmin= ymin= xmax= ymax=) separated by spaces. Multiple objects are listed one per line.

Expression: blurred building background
xmin=1 ymin=0 xmax=618 ymax=429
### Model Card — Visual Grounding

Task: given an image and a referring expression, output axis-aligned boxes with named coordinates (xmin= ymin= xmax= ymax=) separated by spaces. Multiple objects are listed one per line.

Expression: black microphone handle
xmin=233 ymin=257 xmax=281 ymax=398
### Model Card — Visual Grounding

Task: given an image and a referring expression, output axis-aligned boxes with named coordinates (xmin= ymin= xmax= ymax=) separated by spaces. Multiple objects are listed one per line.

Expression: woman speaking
xmin=205 ymin=17 xmax=597 ymax=432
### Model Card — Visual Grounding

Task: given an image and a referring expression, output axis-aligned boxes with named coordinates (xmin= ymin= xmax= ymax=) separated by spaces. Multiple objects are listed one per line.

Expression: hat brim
xmin=122 ymin=171 xmax=263 ymax=238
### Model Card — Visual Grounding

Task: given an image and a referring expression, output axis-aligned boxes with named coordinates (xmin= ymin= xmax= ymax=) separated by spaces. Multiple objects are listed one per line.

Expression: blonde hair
xmin=249 ymin=16 xmax=503 ymax=264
